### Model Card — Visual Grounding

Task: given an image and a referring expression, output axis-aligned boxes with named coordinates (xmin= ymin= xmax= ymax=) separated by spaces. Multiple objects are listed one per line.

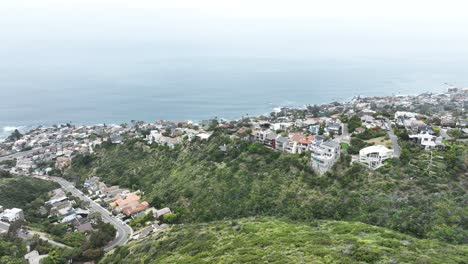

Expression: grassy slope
xmin=101 ymin=217 xmax=468 ymax=264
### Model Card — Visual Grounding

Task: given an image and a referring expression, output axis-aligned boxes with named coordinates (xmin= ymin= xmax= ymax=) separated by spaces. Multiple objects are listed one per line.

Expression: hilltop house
xmin=310 ymin=136 xmax=341 ymax=174
xmin=287 ymin=133 xmax=314 ymax=154
xmin=359 ymin=145 xmax=393 ymax=169
xmin=409 ymin=131 xmax=444 ymax=150
xmin=253 ymin=130 xmax=277 ymax=149
xmin=0 ymin=208 xmax=24 ymax=223
xmin=275 ymin=135 xmax=289 ymax=152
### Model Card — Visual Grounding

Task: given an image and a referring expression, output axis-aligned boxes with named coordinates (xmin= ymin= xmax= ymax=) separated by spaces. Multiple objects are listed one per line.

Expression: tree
xmin=7 ymin=129 xmax=22 ymax=141
xmin=162 ymin=213 xmax=179 ymax=224
xmin=399 ymin=148 xmax=411 ymax=165
xmin=347 ymin=115 xmax=362 ymax=133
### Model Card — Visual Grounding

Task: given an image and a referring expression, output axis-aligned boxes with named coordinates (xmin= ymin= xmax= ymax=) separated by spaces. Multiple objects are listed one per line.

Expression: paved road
xmin=385 ymin=118 xmax=400 ymax=157
xmin=341 ymin=123 xmax=350 ymax=143
xmin=42 ymin=176 xmax=133 ymax=251
xmin=0 ymin=149 xmax=37 ymax=162
xmin=439 ymin=128 xmax=452 ymax=140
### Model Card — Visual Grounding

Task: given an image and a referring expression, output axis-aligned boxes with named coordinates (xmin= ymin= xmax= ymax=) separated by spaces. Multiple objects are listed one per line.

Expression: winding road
xmin=35 ymin=176 xmax=133 ymax=251
xmin=1 ymin=149 xmax=133 ymax=251
xmin=48 ymin=176 xmax=133 ymax=251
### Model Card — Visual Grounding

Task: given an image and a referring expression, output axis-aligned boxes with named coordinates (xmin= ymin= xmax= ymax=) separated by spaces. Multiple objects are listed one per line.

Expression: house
xmin=148 ymin=131 xmax=181 ymax=148
xmin=253 ymin=130 xmax=277 ymax=148
xmin=275 ymin=135 xmax=289 ymax=152
xmin=61 ymin=214 xmax=79 ymax=223
xmin=196 ymin=132 xmax=212 ymax=140
xmin=325 ymin=122 xmax=342 ymax=135
xmin=111 ymin=193 xmax=151 ymax=216
xmin=403 ymin=119 xmax=427 ymax=133
xmin=359 ymin=145 xmax=393 ymax=169
xmin=75 ymin=221 xmax=93 ymax=233
xmin=0 ymin=208 xmax=24 ymax=222
xmin=24 ymin=250 xmax=48 ymax=264
xmin=310 ymin=137 xmax=341 ymax=174
xmin=409 ymin=132 xmax=444 ymax=150
xmin=309 ymin=124 xmax=321 ymax=135
xmin=84 ymin=177 xmax=101 ymax=193
xmin=154 ymin=207 xmax=172 ymax=219
xmin=110 ymin=193 xmax=141 ymax=209
xmin=286 ymin=132 xmax=312 ymax=154
xmin=110 ymin=134 xmax=124 ymax=144
xmin=360 ymin=114 xmax=375 ymax=124
xmin=122 ymin=201 xmax=150 ymax=216
xmin=354 ymin=127 xmax=366 ymax=134
xmin=132 ymin=224 xmax=161 ymax=240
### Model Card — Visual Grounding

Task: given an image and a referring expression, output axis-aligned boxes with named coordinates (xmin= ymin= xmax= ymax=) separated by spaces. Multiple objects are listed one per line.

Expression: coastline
xmin=0 ymin=87 xmax=453 ymax=142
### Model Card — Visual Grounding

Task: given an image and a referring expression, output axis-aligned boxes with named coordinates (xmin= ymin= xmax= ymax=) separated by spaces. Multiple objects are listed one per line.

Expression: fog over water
xmin=1 ymin=1 xmax=468 ymax=138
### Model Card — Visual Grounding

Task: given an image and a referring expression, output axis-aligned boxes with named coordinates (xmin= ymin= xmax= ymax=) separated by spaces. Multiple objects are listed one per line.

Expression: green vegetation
xmin=347 ymin=115 xmax=362 ymax=133
xmin=0 ymin=236 xmax=27 ymax=264
xmin=347 ymin=137 xmax=373 ymax=155
xmin=129 ymin=212 xmax=155 ymax=230
xmin=448 ymin=128 xmax=468 ymax=139
xmin=354 ymin=127 xmax=387 ymax=140
xmin=0 ymin=176 xmax=58 ymax=223
xmin=340 ymin=142 xmax=349 ymax=150
xmin=0 ymin=159 xmax=16 ymax=169
xmin=40 ymin=219 xmax=117 ymax=263
xmin=66 ymin=133 xmax=467 ymax=245
xmin=101 ymin=217 xmax=468 ymax=264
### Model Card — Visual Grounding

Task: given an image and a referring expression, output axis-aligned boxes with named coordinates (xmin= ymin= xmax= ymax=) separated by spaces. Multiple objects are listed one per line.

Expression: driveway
xmin=384 ymin=118 xmax=401 ymax=157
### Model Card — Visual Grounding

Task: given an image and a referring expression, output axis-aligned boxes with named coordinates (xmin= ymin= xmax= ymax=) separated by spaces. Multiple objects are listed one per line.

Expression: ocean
xmin=1 ymin=56 xmax=467 ymax=140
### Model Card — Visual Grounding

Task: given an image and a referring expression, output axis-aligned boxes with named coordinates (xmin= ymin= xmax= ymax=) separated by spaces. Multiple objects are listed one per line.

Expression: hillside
xmin=101 ymin=217 xmax=468 ymax=264
xmin=0 ymin=176 xmax=58 ymax=214
xmin=65 ymin=134 xmax=467 ymax=245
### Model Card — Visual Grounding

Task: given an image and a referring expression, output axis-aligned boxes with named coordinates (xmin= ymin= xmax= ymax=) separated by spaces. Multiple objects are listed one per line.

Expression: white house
xmin=409 ymin=132 xmax=444 ymax=150
xmin=275 ymin=135 xmax=289 ymax=152
xmin=24 ymin=250 xmax=48 ymax=264
xmin=0 ymin=208 xmax=24 ymax=222
xmin=310 ymin=137 xmax=341 ymax=174
xmin=359 ymin=145 xmax=393 ymax=169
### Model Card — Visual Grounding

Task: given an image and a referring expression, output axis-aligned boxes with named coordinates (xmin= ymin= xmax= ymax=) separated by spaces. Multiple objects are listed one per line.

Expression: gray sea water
xmin=1 ymin=56 xmax=468 ymax=140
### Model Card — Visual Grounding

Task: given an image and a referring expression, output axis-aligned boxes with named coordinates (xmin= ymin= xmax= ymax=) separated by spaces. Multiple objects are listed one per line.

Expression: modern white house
xmin=0 ymin=208 xmax=24 ymax=223
xmin=310 ymin=136 xmax=341 ymax=174
xmin=409 ymin=132 xmax=444 ymax=150
xmin=359 ymin=145 xmax=393 ymax=169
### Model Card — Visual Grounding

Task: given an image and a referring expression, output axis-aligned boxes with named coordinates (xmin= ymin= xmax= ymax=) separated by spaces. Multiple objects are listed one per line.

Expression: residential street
xmin=37 ymin=176 xmax=133 ymax=251
xmin=0 ymin=149 xmax=37 ymax=162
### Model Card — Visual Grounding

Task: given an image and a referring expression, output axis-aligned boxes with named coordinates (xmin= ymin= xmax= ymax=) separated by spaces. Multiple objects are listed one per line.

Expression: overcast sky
xmin=1 ymin=0 xmax=468 ymax=61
